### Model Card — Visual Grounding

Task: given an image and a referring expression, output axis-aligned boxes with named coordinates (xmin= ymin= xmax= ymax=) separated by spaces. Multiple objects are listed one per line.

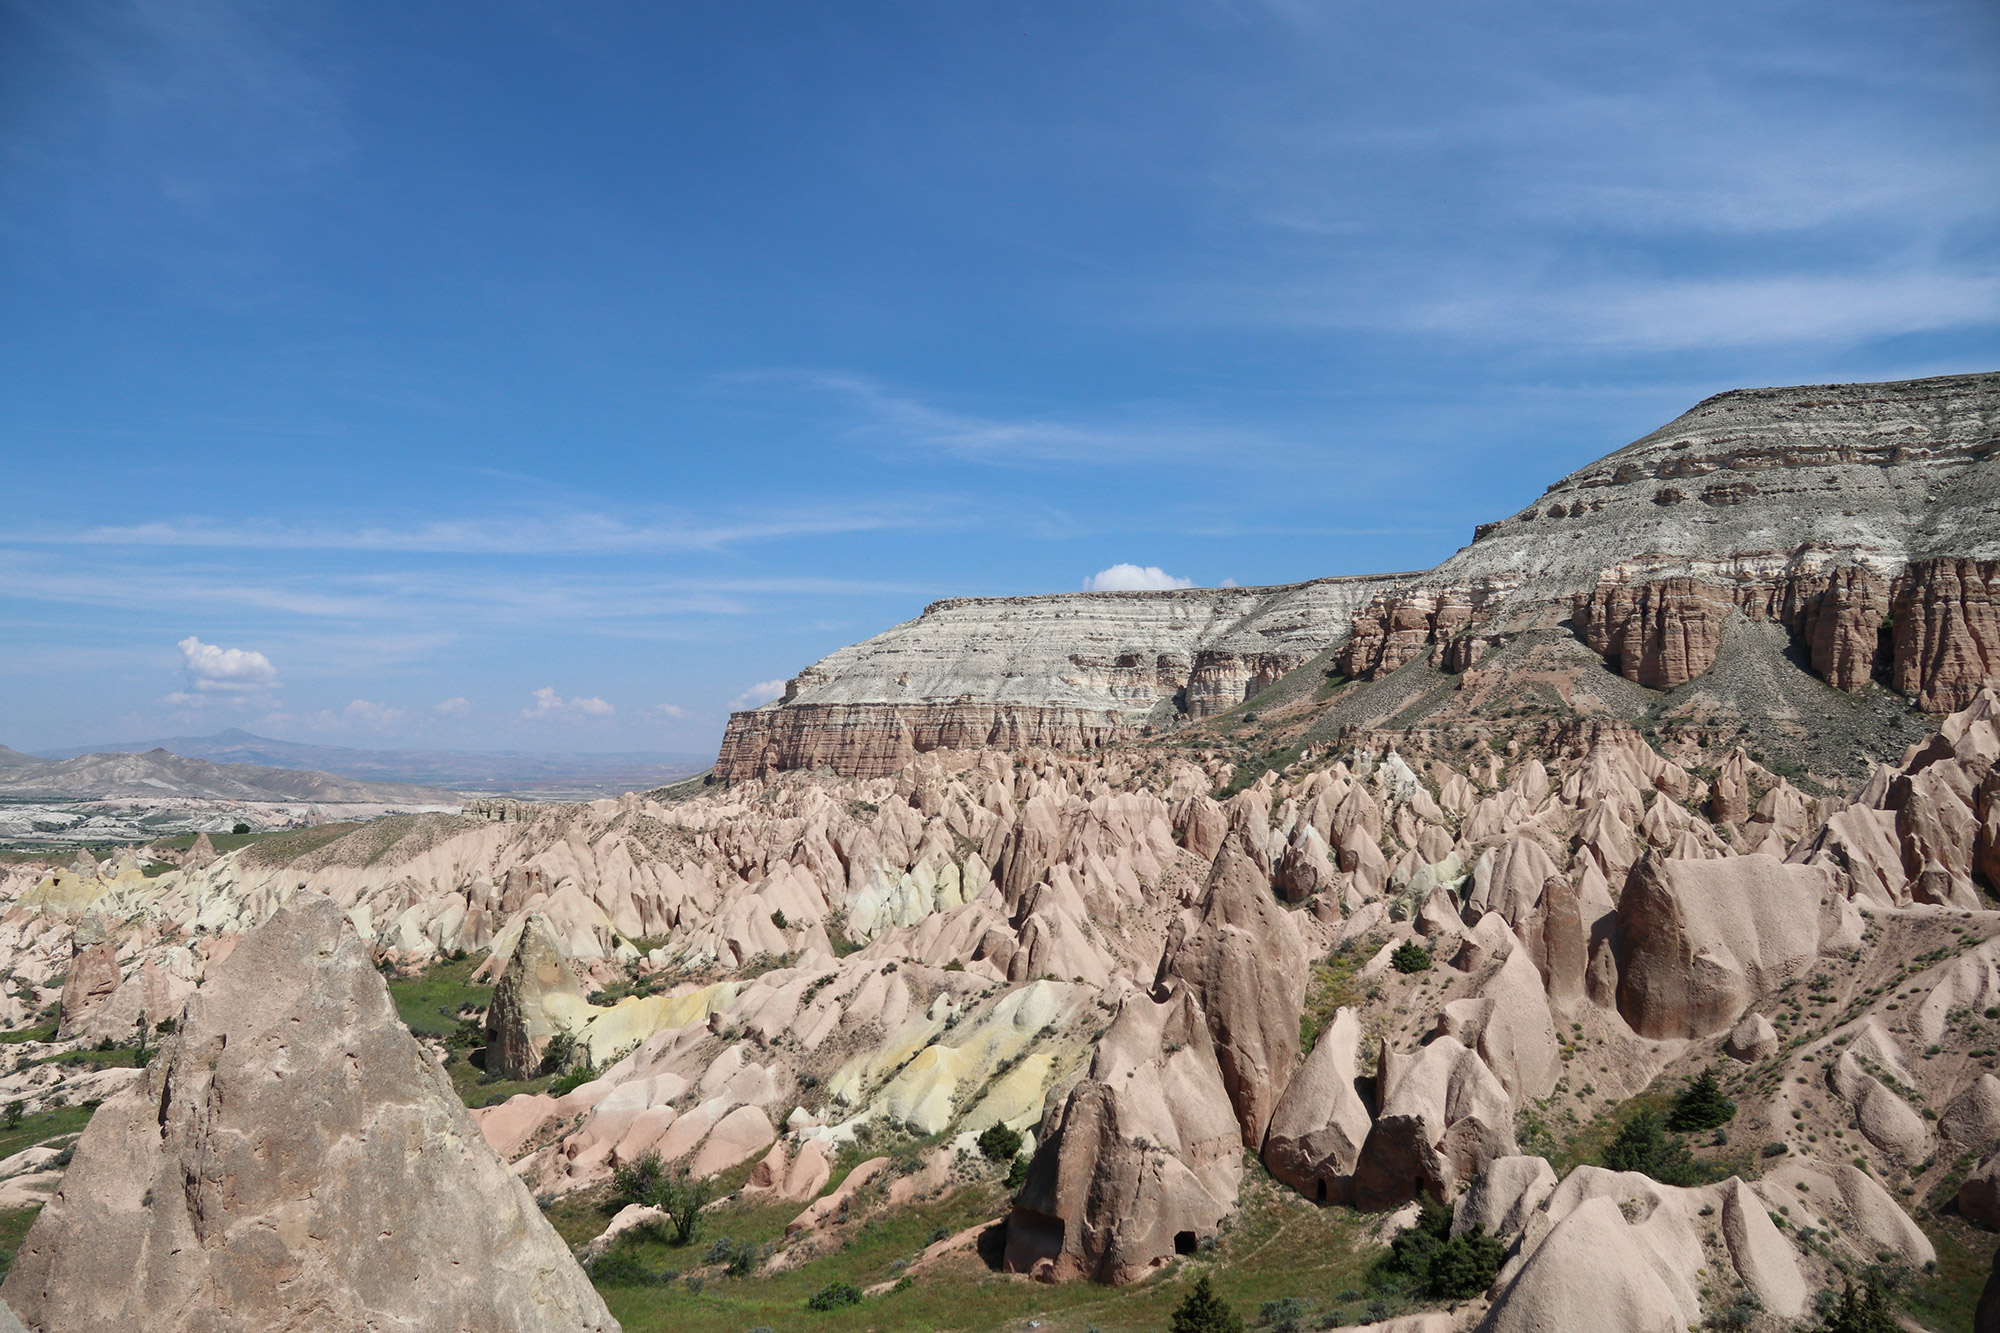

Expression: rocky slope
xmin=715 ymin=574 xmax=1415 ymax=780
xmin=5 ymin=684 xmax=1998 ymax=1328
xmin=0 ymin=894 xmax=614 ymax=1332
xmin=723 ymin=373 xmax=1998 ymax=783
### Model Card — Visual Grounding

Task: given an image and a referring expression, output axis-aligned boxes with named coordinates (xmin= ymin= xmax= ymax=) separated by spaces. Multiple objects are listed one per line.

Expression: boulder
xmin=1160 ymin=838 xmax=1309 ymax=1148
xmin=1943 ymin=1075 xmax=2000 ymax=1155
xmin=1961 ymin=1146 xmax=2000 ymax=1230
xmin=1612 ymin=853 xmax=1835 ymax=1039
xmin=1 ymin=894 xmax=617 ymax=1333
xmin=1262 ymin=1007 xmax=1372 ymax=1204
xmin=1724 ymin=1012 xmax=1778 ymax=1061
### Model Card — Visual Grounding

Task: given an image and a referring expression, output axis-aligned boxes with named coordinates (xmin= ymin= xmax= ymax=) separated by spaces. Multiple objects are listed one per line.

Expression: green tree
xmin=1666 ymin=1068 xmax=1736 ymax=1132
xmin=1170 ymin=1274 xmax=1244 ymax=1333
xmin=1602 ymin=1108 xmax=1699 ymax=1185
xmin=610 ymin=1152 xmax=713 ymax=1246
xmin=1391 ymin=942 xmax=1433 ymax=974
xmin=1370 ymin=1196 xmax=1505 ymax=1299
xmin=977 ymin=1123 xmax=1023 ymax=1162
xmin=1813 ymin=1278 xmax=1898 ymax=1333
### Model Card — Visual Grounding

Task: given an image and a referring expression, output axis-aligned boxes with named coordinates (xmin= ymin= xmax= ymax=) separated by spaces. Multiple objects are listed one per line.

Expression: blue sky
xmin=2 ymin=1 xmax=1996 ymax=755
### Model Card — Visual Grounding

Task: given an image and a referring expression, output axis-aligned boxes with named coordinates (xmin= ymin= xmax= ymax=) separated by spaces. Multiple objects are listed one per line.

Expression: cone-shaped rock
xmin=1 ymin=893 xmax=618 ymax=1333
xmin=486 ymin=911 xmax=590 ymax=1080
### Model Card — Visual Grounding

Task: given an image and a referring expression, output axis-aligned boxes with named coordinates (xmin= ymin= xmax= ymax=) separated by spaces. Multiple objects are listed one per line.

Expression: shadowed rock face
xmin=1 ymin=894 xmax=617 ymax=1333
xmin=1612 ymin=853 xmax=1839 ymax=1039
xmin=486 ymin=911 xmax=590 ymax=1080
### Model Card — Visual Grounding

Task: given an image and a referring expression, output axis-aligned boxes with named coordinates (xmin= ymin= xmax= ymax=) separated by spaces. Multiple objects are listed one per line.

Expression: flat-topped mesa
xmin=716 ymin=573 xmax=1416 ymax=780
xmin=1339 ymin=372 xmax=2000 ymax=702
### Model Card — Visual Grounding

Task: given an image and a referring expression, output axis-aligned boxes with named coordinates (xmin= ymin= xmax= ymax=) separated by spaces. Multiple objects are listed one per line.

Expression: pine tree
xmin=1169 ymin=1274 xmax=1244 ymax=1333
xmin=1814 ymin=1278 xmax=1898 ymax=1333
xmin=1603 ymin=1108 xmax=1699 ymax=1185
xmin=1666 ymin=1067 xmax=1736 ymax=1132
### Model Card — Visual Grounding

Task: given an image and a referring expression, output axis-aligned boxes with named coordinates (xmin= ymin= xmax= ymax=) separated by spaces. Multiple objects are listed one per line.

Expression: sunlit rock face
xmin=0 ymin=895 xmax=617 ymax=1333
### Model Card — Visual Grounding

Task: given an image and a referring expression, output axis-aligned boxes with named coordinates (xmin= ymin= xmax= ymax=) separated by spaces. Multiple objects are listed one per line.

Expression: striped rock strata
xmin=717 ymin=575 xmax=1415 ymax=780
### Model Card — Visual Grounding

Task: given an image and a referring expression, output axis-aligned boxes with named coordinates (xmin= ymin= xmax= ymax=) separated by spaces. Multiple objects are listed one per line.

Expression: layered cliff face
xmin=716 ymin=574 xmax=1415 ymax=780
xmin=1341 ymin=373 xmax=2000 ymax=701
xmin=721 ymin=374 xmax=1997 ymax=781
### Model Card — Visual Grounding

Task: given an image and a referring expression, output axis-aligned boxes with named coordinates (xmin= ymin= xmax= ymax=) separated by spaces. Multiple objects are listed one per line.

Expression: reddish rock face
xmin=56 ymin=943 xmax=120 ymax=1040
xmin=716 ymin=701 xmax=1132 ymax=781
xmin=1572 ymin=577 xmax=1734 ymax=690
xmin=1893 ymin=558 xmax=2000 ymax=713
xmin=1798 ymin=564 xmax=1890 ymax=692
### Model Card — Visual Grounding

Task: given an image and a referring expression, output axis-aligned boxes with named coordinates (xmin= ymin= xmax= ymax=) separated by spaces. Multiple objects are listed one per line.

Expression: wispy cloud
xmin=521 ymin=687 xmax=614 ymax=721
xmin=747 ymin=372 xmax=1269 ymax=465
xmin=729 ymin=680 xmax=786 ymax=710
xmin=28 ymin=506 xmax=934 ymax=555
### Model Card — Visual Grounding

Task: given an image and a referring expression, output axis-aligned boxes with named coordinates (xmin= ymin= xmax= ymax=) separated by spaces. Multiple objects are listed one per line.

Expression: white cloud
xmin=342 ymin=698 xmax=404 ymax=729
xmin=730 ymin=680 xmax=787 ymax=710
xmin=648 ymin=703 xmax=688 ymax=719
xmin=1082 ymin=564 xmax=1195 ymax=592
xmin=521 ymin=687 xmax=615 ymax=721
xmin=174 ymin=636 xmax=278 ymax=698
xmin=432 ymin=696 xmax=471 ymax=716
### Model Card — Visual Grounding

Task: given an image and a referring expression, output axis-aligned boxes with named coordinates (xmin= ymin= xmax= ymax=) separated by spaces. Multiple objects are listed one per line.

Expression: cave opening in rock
xmin=1174 ymin=1231 xmax=1197 ymax=1255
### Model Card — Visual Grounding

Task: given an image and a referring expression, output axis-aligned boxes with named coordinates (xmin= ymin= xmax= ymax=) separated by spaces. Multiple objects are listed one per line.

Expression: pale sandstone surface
xmin=0 ymin=894 xmax=615 ymax=1333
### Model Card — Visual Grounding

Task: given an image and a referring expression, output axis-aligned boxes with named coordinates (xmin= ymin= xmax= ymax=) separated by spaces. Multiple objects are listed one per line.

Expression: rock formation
xmin=717 ymin=574 xmax=1414 ymax=779
xmin=485 ymin=912 xmax=592 ymax=1079
xmin=1 ymin=894 xmax=616 ymax=1333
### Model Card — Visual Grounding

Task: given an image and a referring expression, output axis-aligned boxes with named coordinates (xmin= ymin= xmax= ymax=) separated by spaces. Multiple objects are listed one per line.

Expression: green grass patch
xmin=0 ymin=1205 xmax=40 ymax=1283
xmin=385 ymin=955 xmax=490 ymax=1038
xmin=25 ymin=1045 xmax=146 ymax=1071
xmin=1902 ymin=1222 xmax=1996 ymax=1333
xmin=588 ymin=1175 xmax=1409 ymax=1333
xmin=0 ymin=1022 xmax=57 ymax=1046
xmin=0 ymin=1106 xmax=93 ymax=1163
xmin=1299 ymin=945 xmax=1369 ymax=1053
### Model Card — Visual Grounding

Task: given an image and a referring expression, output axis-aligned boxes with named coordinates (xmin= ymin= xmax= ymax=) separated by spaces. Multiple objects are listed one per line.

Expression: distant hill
xmin=0 ymin=745 xmax=461 ymax=805
xmin=31 ymin=730 xmax=709 ymax=799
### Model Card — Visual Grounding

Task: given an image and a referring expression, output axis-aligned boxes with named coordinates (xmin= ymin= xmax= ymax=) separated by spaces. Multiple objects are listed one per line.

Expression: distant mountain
xmin=31 ymin=730 xmax=709 ymax=799
xmin=0 ymin=745 xmax=461 ymax=805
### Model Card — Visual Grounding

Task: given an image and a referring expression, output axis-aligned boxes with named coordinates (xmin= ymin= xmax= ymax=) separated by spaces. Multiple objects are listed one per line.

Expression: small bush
xmin=1005 ymin=1154 xmax=1030 ymax=1189
xmin=1170 ymin=1274 xmax=1244 ymax=1333
xmin=1258 ymin=1296 xmax=1313 ymax=1332
xmin=1811 ymin=1278 xmax=1898 ymax=1332
xmin=1391 ymin=942 xmax=1433 ymax=974
xmin=1762 ymin=1141 xmax=1789 ymax=1158
xmin=586 ymin=1248 xmax=664 ymax=1286
xmin=806 ymin=1281 xmax=863 ymax=1312
xmin=977 ymin=1123 xmax=1023 ymax=1162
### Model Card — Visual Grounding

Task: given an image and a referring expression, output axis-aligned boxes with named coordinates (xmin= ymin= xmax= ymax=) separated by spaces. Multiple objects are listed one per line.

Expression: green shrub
xmin=1005 ymin=1154 xmax=1030 ymax=1189
xmin=977 ymin=1123 xmax=1023 ymax=1162
xmin=1258 ymin=1296 xmax=1313 ymax=1332
xmin=1169 ymin=1274 xmax=1244 ymax=1333
xmin=1370 ymin=1197 xmax=1505 ymax=1299
xmin=1602 ymin=1109 xmax=1699 ymax=1185
xmin=1812 ymin=1278 xmax=1898 ymax=1332
xmin=807 ymin=1280 xmax=863 ymax=1312
xmin=1391 ymin=942 xmax=1433 ymax=974
xmin=610 ymin=1153 xmax=712 ymax=1245
xmin=1761 ymin=1141 xmax=1789 ymax=1158
xmin=1665 ymin=1068 xmax=1736 ymax=1132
